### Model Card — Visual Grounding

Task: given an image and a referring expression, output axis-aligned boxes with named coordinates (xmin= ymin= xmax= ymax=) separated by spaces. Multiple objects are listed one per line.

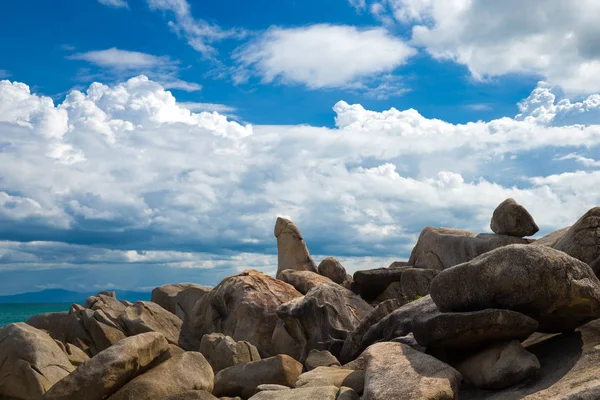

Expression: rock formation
xmin=274 ymin=217 xmax=317 ymax=277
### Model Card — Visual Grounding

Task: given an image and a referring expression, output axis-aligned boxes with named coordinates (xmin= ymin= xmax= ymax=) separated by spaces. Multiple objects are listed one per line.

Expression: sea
xmin=0 ymin=303 xmax=73 ymax=327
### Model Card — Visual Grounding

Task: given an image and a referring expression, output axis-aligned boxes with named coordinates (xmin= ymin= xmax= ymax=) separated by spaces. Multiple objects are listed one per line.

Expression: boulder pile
xmin=3 ymin=198 xmax=600 ymax=399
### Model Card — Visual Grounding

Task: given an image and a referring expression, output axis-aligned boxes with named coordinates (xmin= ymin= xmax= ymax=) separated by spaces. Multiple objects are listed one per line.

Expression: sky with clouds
xmin=1 ymin=0 xmax=600 ymax=294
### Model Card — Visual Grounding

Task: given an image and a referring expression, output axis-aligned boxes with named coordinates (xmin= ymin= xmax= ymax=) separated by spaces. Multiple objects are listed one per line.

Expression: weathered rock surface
xmin=358 ymin=296 xmax=439 ymax=357
xmin=305 ymin=349 xmax=341 ymax=370
xmin=182 ymin=270 xmax=302 ymax=355
xmin=108 ymin=351 xmax=214 ymax=400
xmin=256 ymin=384 xmax=290 ymax=392
xmin=373 ymin=282 xmax=405 ymax=303
xmin=412 ymin=309 xmax=538 ymax=350
xmin=430 ymin=244 xmax=600 ymax=332
xmin=362 ymin=342 xmax=461 ymax=400
xmin=248 ymin=386 xmax=339 ymax=400
xmin=151 ymin=283 xmax=212 ymax=320
xmin=531 ymin=226 xmax=570 ymax=248
xmin=340 ymin=299 xmax=402 ymax=363
xmin=199 ymin=333 xmax=261 ymax=373
xmin=120 ymin=301 xmax=188 ymax=347
xmin=160 ymin=391 xmax=218 ymax=400
xmin=352 ymin=267 xmax=408 ymax=301
xmin=408 ymin=227 xmax=529 ymax=270
xmin=554 ymin=207 xmax=600 ymax=266
xmin=278 ymin=270 xmax=336 ymax=294
xmin=295 ymin=367 xmax=364 ymax=393
xmin=337 ymin=387 xmax=360 ymax=400
xmin=457 ymin=340 xmax=540 ymax=390
xmin=317 ymin=257 xmax=352 ymax=287
xmin=276 ymin=284 xmax=372 ymax=360
xmin=62 ymin=342 xmax=90 ymax=366
xmin=400 ymin=267 xmax=439 ymax=300
xmin=213 ymin=355 xmax=303 ymax=399
xmin=0 ymin=323 xmax=74 ymax=400
xmin=490 ymin=198 xmax=539 ymax=237
xmin=81 ymin=309 xmax=126 ymax=354
xmin=43 ymin=332 xmax=169 ymax=400
xmin=275 ymin=217 xmax=317 ymax=277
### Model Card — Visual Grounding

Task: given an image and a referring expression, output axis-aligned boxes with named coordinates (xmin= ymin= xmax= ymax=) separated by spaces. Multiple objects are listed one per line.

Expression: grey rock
xmin=352 ymin=267 xmax=409 ymax=301
xmin=317 ymin=257 xmax=352 ymax=287
xmin=248 ymin=386 xmax=339 ymax=400
xmin=490 ymin=198 xmax=539 ymax=237
xmin=199 ymin=333 xmax=261 ymax=373
xmin=554 ymin=207 xmax=600 ymax=266
xmin=295 ymin=367 xmax=364 ymax=393
xmin=275 ymin=217 xmax=317 ymax=278
xmin=305 ymin=349 xmax=341 ymax=370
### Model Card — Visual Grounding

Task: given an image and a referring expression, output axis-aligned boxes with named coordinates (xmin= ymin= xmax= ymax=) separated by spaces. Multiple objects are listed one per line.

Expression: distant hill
xmin=0 ymin=289 xmax=151 ymax=304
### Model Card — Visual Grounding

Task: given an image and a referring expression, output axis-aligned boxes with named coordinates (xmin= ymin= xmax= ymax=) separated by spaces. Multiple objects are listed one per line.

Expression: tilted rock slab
xmin=412 ymin=309 xmax=538 ymax=350
xmin=490 ymin=198 xmax=539 ymax=237
xmin=430 ymin=244 xmax=600 ymax=332
xmin=108 ymin=351 xmax=214 ymax=400
xmin=0 ymin=323 xmax=75 ymax=400
xmin=352 ymin=267 xmax=409 ymax=301
xmin=277 ymin=270 xmax=336 ymax=295
xmin=151 ymin=283 xmax=212 ymax=320
xmin=43 ymin=332 xmax=169 ymax=400
xmin=274 ymin=217 xmax=317 ymax=277
xmin=362 ymin=342 xmax=461 ymax=400
xmin=182 ymin=270 xmax=302 ymax=356
xmin=213 ymin=355 xmax=303 ymax=399
xmin=408 ymin=226 xmax=529 ymax=270
xmin=554 ymin=207 xmax=600 ymax=268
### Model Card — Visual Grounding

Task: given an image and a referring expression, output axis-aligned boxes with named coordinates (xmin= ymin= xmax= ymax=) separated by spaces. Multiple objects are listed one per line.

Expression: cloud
xmin=67 ymin=48 xmax=202 ymax=92
xmin=147 ymin=0 xmax=245 ymax=59
xmin=0 ymin=70 xmax=10 ymax=79
xmin=370 ymin=0 xmax=600 ymax=95
xmin=555 ymin=153 xmax=600 ymax=168
xmin=348 ymin=0 xmax=367 ymax=11
xmin=3 ymin=76 xmax=600 ymax=292
xmin=233 ymin=24 xmax=416 ymax=94
xmin=98 ymin=0 xmax=128 ymax=8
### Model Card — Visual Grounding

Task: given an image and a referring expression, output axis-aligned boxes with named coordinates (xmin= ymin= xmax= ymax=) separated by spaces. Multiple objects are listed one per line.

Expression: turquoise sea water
xmin=0 ymin=303 xmax=72 ymax=327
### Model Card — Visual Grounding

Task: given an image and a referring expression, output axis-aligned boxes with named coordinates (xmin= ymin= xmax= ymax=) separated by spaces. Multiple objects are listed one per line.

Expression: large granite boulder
xmin=151 ymin=284 xmax=212 ymax=320
xmin=358 ymin=296 xmax=439 ymax=357
xmin=352 ymin=267 xmax=409 ymax=301
xmin=457 ymin=340 xmax=540 ymax=390
xmin=120 ymin=301 xmax=188 ymax=347
xmin=339 ymin=299 xmax=402 ymax=364
xmin=430 ymin=244 xmax=600 ymax=332
xmin=161 ymin=391 xmax=218 ymax=400
xmin=43 ymin=332 xmax=170 ymax=400
xmin=554 ymin=207 xmax=600 ymax=266
xmin=80 ymin=309 xmax=127 ymax=354
xmin=490 ymin=198 xmax=539 ymax=237
xmin=277 ymin=270 xmax=336 ymax=294
xmin=531 ymin=226 xmax=570 ymax=248
xmin=181 ymin=270 xmax=302 ymax=356
xmin=108 ymin=352 xmax=214 ymax=400
xmin=199 ymin=333 xmax=261 ymax=373
xmin=0 ymin=323 xmax=74 ymax=400
xmin=213 ymin=355 xmax=303 ymax=399
xmin=373 ymin=282 xmax=407 ymax=303
xmin=276 ymin=284 xmax=373 ymax=360
xmin=248 ymin=386 xmax=339 ymax=400
xmin=400 ymin=268 xmax=439 ymax=300
xmin=304 ymin=349 xmax=341 ymax=370
xmin=408 ymin=227 xmax=529 ymax=270
xmin=362 ymin=342 xmax=461 ymax=400
xmin=317 ymin=257 xmax=353 ymax=287
xmin=412 ymin=309 xmax=538 ymax=350
xmin=84 ymin=292 xmax=129 ymax=325
xmin=275 ymin=217 xmax=317 ymax=277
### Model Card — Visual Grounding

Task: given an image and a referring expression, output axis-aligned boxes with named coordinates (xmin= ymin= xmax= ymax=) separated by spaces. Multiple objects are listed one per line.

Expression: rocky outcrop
xmin=554 ymin=207 xmax=600 ymax=266
xmin=0 ymin=323 xmax=74 ymax=400
xmin=408 ymin=227 xmax=529 ymax=270
xmin=490 ymin=198 xmax=539 ymax=237
xmin=295 ymin=367 xmax=363 ymax=393
xmin=317 ymin=257 xmax=352 ymax=287
xmin=43 ymin=332 xmax=169 ymax=400
xmin=199 ymin=333 xmax=261 ymax=373
xmin=277 ymin=270 xmax=336 ymax=294
xmin=248 ymin=386 xmax=339 ymax=400
xmin=108 ymin=352 xmax=214 ymax=400
xmin=151 ymin=283 xmax=212 ymax=320
xmin=400 ymin=267 xmax=439 ymax=300
xmin=430 ymin=244 xmax=600 ymax=332
xmin=120 ymin=301 xmax=189 ymax=347
xmin=275 ymin=217 xmax=317 ymax=277
xmin=362 ymin=342 xmax=461 ymax=400
xmin=213 ymin=355 xmax=303 ymax=399
xmin=182 ymin=270 xmax=302 ymax=355
xmin=339 ymin=299 xmax=402 ymax=363
xmin=276 ymin=284 xmax=372 ymax=360
xmin=456 ymin=340 xmax=540 ymax=390
xmin=412 ymin=309 xmax=538 ymax=350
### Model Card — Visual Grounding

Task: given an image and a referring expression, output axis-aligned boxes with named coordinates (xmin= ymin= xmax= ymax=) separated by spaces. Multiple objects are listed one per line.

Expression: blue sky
xmin=1 ymin=0 xmax=600 ymax=294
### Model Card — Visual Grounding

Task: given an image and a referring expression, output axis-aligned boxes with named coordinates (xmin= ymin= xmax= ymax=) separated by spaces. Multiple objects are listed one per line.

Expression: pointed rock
xmin=275 ymin=217 xmax=317 ymax=277
xmin=490 ymin=198 xmax=539 ymax=237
